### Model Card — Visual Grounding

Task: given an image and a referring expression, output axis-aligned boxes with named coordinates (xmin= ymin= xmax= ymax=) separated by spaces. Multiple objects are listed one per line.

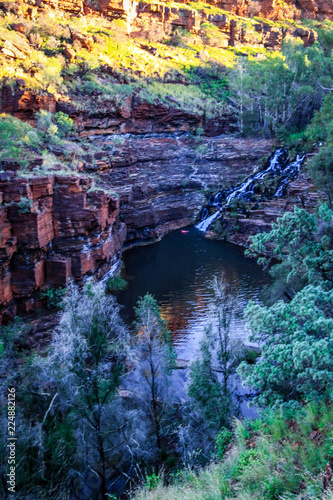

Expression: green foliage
xmin=230 ymin=39 xmax=333 ymax=136
xmin=246 ymin=204 xmax=333 ymax=301
xmin=215 ymin=428 xmax=233 ymax=459
xmin=0 ymin=114 xmax=35 ymax=166
xmin=306 ymin=94 xmax=333 ymax=199
xmin=241 ymin=204 xmax=333 ymax=407
xmin=53 ymin=111 xmax=76 ymax=137
xmin=239 ymin=284 xmax=333 ymax=407
xmin=17 ymin=197 xmax=33 ymax=214
xmin=135 ymin=293 xmax=174 ymax=352
xmin=231 ymin=448 xmax=261 ymax=477
xmin=40 ymin=286 xmax=66 ymax=309
xmin=145 ymin=473 xmax=161 ymax=490
xmin=133 ymin=294 xmax=176 ymax=462
xmin=35 ymin=110 xmax=59 ymax=142
xmin=106 ymin=273 xmax=128 ymax=293
xmin=188 ymin=330 xmax=232 ymax=430
xmin=47 ymin=282 xmax=130 ymax=496
xmin=134 ymin=400 xmax=333 ymax=500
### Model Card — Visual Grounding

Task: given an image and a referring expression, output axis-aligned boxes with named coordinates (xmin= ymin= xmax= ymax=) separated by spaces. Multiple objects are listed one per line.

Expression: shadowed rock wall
xmin=0 ymin=173 xmax=126 ymax=323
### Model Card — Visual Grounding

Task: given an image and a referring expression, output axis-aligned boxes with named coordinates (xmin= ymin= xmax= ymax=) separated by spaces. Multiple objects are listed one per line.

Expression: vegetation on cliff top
xmin=1 ymin=1 xmax=333 ymax=138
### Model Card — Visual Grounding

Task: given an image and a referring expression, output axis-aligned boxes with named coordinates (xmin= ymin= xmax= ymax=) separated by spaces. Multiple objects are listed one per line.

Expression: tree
xmin=246 ymin=204 xmax=333 ymax=303
xmin=238 ymin=284 xmax=333 ymax=408
xmin=230 ymin=39 xmax=333 ymax=137
xmin=48 ymin=281 xmax=133 ymax=498
xmin=132 ymin=294 xmax=176 ymax=468
xmin=240 ymin=204 xmax=333 ymax=408
xmin=306 ymin=93 xmax=333 ymax=201
xmin=188 ymin=277 xmax=242 ymax=432
xmin=0 ymin=318 xmax=76 ymax=498
xmin=0 ymin=283 xmax=154 ymax=498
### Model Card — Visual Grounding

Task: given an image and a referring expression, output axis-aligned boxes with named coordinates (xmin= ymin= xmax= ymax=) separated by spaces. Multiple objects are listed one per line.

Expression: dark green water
xmin=118 ymin=227 xmax=268 ymax=363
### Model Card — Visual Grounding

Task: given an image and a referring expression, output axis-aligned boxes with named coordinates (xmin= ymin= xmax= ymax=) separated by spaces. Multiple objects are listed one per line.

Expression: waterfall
xmin=195 ymin=149 xmax=305 ymax=232
xmin=195 ymin=209 xmax=222 ymax=232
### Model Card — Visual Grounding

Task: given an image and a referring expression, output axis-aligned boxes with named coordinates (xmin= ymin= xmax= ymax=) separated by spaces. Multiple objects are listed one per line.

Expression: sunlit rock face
xmin=90 ymin=0 xmax=333 ymax=22
xmin=7 ymin=0 xmax=320 ymax=53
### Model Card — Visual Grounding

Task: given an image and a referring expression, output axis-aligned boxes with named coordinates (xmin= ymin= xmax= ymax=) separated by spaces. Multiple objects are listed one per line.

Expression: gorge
xmin=1 ymin=0 xmax=333 ymax=498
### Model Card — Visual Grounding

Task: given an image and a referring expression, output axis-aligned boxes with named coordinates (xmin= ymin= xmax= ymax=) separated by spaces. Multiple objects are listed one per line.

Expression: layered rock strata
xmin=81 ymin=135 xmax=274 ymax=244
xmin=213 ymin=171 xmax=325 ymax=248
xmin=35 ymin=0 xmax=333 ymax=21
xmin=0 ymin=173 xmax=126 ymax=323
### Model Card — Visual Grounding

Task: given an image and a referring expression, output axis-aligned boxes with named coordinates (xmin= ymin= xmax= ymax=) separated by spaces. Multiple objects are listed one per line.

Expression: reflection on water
xmin=118 ymin=227 xmax=269 ymax=363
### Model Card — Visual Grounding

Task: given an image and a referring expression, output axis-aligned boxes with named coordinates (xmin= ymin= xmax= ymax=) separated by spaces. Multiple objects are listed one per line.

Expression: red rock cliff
xmin=0 ymin=173 xmax=126 ymax=323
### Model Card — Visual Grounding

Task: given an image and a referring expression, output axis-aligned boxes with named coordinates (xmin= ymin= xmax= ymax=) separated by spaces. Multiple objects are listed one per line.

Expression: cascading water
xmin=195 ymin=149 xmax=305 ymax=232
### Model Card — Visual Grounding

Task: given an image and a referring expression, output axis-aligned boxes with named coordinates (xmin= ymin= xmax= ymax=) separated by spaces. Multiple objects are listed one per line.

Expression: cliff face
xmin=0 ymin=173 xmax=126 ymax=323
xmin=0 ymin=133 xmax=274 ymax=322
xmin=0 ymin=130 xmax=274 ymax=323
xmin=35 ymin=0 xmax=333 ymax=21
xmin=94 ymin=135 xmax=273 ymax=243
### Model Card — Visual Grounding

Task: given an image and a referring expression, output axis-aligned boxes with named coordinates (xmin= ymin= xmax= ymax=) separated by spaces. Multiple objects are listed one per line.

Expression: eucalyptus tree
xmin=230 ymin=39 xmax=333 ymax=136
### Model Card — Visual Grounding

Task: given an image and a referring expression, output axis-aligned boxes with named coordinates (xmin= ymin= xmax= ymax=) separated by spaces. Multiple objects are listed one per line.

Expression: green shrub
xmin=54 ymin=112 xmax=76 ymax=137
xmin=145 ymin=473 xmax=161 ymax=490
xmin=106 ymin=273 xmax=128 ymax=293
xmin=17 ymin=197 xmax=33 ymax=214
xmin=215 ymin=428 xmax=233 ymax=459
xmin=40 ymin=286 xmax=66 ymax=309
xmin=231 ymin=448 xmax=261 ymax=477
xmin=0 ymin=114 xmax=33 ymax=166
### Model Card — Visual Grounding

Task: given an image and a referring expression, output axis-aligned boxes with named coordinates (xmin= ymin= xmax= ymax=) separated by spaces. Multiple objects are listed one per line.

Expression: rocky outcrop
xmin=0 ymin=88 xmax=56 ymax=122
xmin=212 ymin=171 xmax=325 ymax=248
xmin=258 ymin=0 xmax=333 ymax=21
xmin=127 ymin=1 xmax=317 ymax=49
xmin=39 ymin=0 xmax=333 ymax=22
xmin=0 ymin=173 xmax=126 ymax=323
xmin=58 ymin=95 xmax=236 ymax=137
xmin=0 ymin=0 xmax=320 ymax=57
xmin=90 ymin=135 xmax=274 ymax=244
